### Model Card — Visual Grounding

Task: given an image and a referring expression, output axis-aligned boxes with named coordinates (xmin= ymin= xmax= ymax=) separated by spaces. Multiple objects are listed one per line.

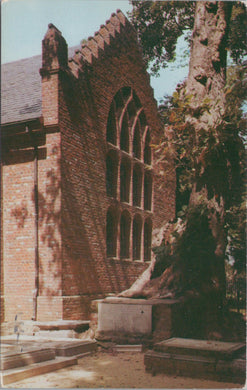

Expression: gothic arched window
xmin=106 ymin=87 xmax=154 ymax=263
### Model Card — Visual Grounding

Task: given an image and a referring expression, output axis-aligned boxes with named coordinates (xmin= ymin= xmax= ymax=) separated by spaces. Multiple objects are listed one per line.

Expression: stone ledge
xmin=1 ymin=348 xmax=55 ymax=370
xmin=95 ymin=330 xmax=153 ymax=346
xmin=1 ymin=319 xmax=90 ymax=336
xmin=100 ymin=297 xmax=181 ymax=305
xmin=1 ymin=356 xmax=77 ymax=386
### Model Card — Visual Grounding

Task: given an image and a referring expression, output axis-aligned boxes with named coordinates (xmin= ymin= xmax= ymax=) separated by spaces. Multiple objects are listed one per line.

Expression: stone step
xmin=113 ymin=344 xmax=143 ymax=353
xmin=1 ymin=346 xmax=55 ymax=370
xmin=144 ymin=350 xmax=246 ymax=384
xmin=33 ymin=330 xmax=82 ymax=339
xmin=153 ymin=338 xmax=245 ymax=360
xmin=1 ymin=356 xmax=78 ymax=386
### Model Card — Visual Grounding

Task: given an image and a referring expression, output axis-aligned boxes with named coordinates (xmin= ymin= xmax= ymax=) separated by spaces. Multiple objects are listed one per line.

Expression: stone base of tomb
xmin=95 ymin=297 xmax=185 ymax=345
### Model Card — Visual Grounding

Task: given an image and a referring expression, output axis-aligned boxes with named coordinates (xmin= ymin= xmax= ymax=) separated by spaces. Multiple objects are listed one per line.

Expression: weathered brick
xmin=1 ymin=11 xmax=175 ymax=322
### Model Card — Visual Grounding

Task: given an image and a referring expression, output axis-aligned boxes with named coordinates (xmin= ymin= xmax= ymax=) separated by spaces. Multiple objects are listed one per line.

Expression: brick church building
xmin=1 ymin=10 xmax=175 ymax=323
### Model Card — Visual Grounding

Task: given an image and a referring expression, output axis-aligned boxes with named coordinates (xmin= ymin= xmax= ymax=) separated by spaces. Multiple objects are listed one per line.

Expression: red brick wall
xmin=41 ymin=70 xmax=59 ymax=127
xmin=2 ymin=142 xmax=36 ymax=321
xmin=36 ymin=131 xmax=63 ymax=320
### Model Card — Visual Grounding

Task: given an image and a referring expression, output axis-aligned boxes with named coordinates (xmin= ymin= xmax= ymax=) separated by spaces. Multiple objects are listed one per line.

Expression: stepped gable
xmin=68 ymin=9 xmax=140 ymax=74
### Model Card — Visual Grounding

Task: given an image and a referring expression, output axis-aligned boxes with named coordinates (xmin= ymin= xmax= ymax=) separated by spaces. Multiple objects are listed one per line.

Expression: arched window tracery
xmin=105 ymin=87 xmax=154 ymax=262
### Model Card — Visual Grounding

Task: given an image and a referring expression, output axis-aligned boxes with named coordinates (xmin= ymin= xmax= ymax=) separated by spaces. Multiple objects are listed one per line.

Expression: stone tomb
xmin=96 ymin=297 xmax=183 ymax=343
xmin=144 ymin=337 xmax=246 ymax=383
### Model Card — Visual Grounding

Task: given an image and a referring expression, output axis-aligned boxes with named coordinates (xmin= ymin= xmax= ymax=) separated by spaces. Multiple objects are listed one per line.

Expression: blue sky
xmin=2 ymin=0 xmax=189 ymax=101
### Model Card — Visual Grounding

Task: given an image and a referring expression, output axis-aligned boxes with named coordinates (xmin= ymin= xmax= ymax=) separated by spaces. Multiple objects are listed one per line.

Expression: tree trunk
xmin=184 ymin=1 xmax=232 ymax=299
xmin=119 ymin=2 xmax=233 ymax=301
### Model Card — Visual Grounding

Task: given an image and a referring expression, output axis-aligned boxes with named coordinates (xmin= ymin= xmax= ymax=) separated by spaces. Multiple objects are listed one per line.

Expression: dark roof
xmin=1 ymin=47 xmax=79 ymax=126
xmin=1 ymin=55 xmax=42 ymax=125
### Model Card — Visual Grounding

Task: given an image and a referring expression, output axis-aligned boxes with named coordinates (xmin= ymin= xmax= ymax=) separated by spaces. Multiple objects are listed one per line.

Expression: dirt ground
xmin=5 ymin=350 xmax=244 ymax=389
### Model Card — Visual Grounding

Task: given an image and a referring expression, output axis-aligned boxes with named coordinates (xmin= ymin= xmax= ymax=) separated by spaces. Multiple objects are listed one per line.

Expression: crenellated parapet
xmin=67 ymin=10 xmax=140 ymax=76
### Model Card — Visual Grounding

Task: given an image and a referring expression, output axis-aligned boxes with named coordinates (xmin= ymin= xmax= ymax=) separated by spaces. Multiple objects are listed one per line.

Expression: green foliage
xmin=158 ymin=63 xmax=246 ymax=208
xmin=129 ymin=1 xmax=247 ymax=74
xmin=130 ymin=1 xmax=195 ymax=74
xmin=225 ymin=261 xmax=246 ymax=309
xmin=225 ymin=199 xmax=246 ymax=273
xmin=225 ymin=62 xmax=247 ymax=142
xmin=228 ymin=2 xmax=247 ymax=65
